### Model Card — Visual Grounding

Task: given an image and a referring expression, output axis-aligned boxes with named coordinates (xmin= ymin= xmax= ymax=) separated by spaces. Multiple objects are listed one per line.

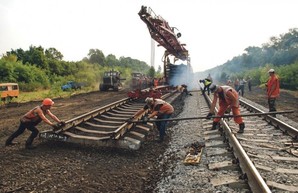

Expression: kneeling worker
xmin=5 ymin=98 xmax=64 ymax=149
xmin=207 ymin=84 xmax=245 ymax=133
xmin=132 ymin=97 xmax=174 ymax=142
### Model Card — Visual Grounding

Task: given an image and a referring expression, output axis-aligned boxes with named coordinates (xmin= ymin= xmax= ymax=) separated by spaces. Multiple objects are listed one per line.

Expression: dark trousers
xmin=268 ymin=98 xmax=277 ymax=112
xmin=156 ymin=114 xmax=171 ymax=141
xmin=6 ymin=121 xmax=39 ymax=146
xmin=203 ymin=85 xmax=210 ymax=95
xmin=237 ymin=85 xmax=244 ymax=96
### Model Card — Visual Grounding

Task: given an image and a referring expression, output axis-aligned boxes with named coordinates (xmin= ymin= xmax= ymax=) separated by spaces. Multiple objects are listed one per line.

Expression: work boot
xmin=25 ymin=144 xmax=37 ymax=150
xmin=237 ymin=123 xmax=245 ymax=133
xmin=5 ymin=141 xmax=18 ymax=146
xmin=211 ymin=122 xmax=218 ymax=130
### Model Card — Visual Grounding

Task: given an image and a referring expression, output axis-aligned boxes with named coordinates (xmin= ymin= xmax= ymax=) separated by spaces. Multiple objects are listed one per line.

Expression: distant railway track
xmin=200 ymin=87 xmax=298 ymax=193
xmin=39 ymin=86 xmax=180 ymax=150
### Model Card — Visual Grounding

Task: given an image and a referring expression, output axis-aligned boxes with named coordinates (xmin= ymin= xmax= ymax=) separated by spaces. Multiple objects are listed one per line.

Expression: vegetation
xmin=0 ymin=47 xmax=156 ymax=97
xmin=203 ymin=28 xmax=298 ymax=90
xmin=1 ymin=28 xmax=298 ymax=103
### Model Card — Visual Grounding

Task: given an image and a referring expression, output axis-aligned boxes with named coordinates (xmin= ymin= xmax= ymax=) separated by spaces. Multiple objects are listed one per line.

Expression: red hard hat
xmin=42 ymin=98 xmax=54 ymax=106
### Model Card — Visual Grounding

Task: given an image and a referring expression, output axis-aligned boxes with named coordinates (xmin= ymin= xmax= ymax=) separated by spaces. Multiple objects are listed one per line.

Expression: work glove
xmin=142 ymin=116 xmax=150 ymax=124
xmin=206 ymin=112 xmax=214 ymax=119
xmin=59 ymin=121 xmax=66 ymax=126
xmin=52 ymin=124 xmax=60 ymax=131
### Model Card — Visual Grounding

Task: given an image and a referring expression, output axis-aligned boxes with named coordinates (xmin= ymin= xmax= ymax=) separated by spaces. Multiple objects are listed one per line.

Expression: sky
xmin=0 ymin=0 xmax=297 ymax=73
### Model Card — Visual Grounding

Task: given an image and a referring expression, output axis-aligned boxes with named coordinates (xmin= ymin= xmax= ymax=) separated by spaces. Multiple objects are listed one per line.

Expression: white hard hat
xmin=268 ymin=69 xmax=275 ymax=73
xmin=210 ymin=84 xmax=219 ymax=93
xmin=145 ymin=97 xmax=154 ymax=104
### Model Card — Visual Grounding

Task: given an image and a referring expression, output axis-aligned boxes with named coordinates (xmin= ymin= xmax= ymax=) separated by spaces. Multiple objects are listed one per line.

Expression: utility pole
xmin=150 ymin=38 xmax=155 ymax=69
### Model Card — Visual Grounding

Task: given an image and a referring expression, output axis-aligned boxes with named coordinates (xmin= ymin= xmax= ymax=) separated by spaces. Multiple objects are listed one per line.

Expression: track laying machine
xmin=138 ymin=6 xmax=192 ymax=85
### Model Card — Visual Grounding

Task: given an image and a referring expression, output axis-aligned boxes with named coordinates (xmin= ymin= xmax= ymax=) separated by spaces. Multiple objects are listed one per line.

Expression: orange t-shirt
xmin=267 ymin=75 xmax=280 ymax=98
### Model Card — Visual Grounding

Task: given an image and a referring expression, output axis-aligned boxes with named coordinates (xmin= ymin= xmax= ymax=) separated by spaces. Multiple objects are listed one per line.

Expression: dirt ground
xmin=0 ymin=86 xmax=297 ymax=193
xmin=242 ymin=86 xmax=298 ymax=122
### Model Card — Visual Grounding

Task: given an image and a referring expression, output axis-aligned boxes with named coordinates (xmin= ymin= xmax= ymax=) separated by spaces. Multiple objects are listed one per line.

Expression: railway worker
xmin=132 ymin=97 xmax=174 ymax=142
xmin=234 ymin=78 xmax=240 ymax=91
xmin=207 ymin=84 xmax=245 ymax=133
xmin=236 ymin=78 xmax=246 ymax=97
xmin=247 ymin=76 xmax=252 ymax=91
xmin=199 ymin=78 xmax=212 ymax=95
xmin=265 ymin=69 xmax=280 ymax=112
xmin=226 ymin=79 xmax=233 ymax=86
xmin=5 ymin=98 xmax=65 ymax=149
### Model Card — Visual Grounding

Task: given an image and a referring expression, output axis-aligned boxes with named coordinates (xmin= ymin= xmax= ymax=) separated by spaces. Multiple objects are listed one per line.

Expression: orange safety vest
xmin=267 ymin=75 xmax=280 ymax=98
xmin=21 ymin=106 xmax=48 ymax=123
xmin=218 ymin=86 xmax=239 ymax=107
xmin=152 ymin=99 xmax=174 ymax=115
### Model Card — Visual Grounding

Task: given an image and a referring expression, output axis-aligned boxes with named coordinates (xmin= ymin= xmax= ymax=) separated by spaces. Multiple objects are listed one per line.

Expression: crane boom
xmin=138 ymin=6 xmax=188 ymax=61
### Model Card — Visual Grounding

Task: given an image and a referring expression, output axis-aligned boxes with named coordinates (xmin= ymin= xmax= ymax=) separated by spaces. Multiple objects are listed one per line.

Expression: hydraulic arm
xmin=138 ymin=6 xmax=188 ymax=61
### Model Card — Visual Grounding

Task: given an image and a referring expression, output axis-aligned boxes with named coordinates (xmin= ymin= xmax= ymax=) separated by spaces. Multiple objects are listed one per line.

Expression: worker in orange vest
xmin=132 ymin=97 xmax=174 ymax=142
xmin=266 ymin=69 xmax=280 ymax=112
xmin=5 ymin=98 xmax=65 ymax=149
xmin=207 ymin=84 xmax=245 ymax=133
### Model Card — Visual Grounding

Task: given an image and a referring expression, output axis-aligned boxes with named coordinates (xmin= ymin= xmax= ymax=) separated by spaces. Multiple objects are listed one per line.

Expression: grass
xmin=9 ymin=87 xmax=96 ymax=104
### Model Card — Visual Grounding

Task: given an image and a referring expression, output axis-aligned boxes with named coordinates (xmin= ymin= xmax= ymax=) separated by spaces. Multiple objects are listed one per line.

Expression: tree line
xmin=0 ymin=47 xmax=156 ymax=92
xmin=204 ymin=28 xmax=298 ymax=90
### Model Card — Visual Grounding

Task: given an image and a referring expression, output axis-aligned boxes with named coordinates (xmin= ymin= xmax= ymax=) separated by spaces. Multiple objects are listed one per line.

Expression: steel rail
xmin=200 ymin=83 xmax=272 ymax=193
xmin=240 ymin=99 xmax=298 ymax=139
xmin=39 ymin=88 xmax=178 ymax=150
xmin=55 ymin=98 xmax=131 ymax=133
xmin=112 ymin=91 xmax=177 ymax=139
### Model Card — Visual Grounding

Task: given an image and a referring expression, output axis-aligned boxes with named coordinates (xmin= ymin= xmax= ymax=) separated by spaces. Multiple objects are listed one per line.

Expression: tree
xmin=88 ymin=49 xmax=106 ymax=65
xmin=157 ymin=65 xmax=162 ymax=73
xmin=106 ymin=54 xmax=118 ymax=68
xmin=45 ymin=48 xmax=63 ymax=60
xmin=147 ymin=66 xmax=155 ymax=78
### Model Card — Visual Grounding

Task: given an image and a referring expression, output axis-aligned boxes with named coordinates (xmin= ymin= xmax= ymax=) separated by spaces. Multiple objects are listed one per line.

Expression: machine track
xmin=40 ymin=88 xmax=180 ymax=150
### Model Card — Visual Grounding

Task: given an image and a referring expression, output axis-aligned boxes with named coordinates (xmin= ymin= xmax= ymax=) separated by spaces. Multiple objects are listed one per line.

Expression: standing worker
xmin=234 ymin=78 xmax=239 ymax=91
xmin=207 ymin=84 xmax=245 ymax=133
xmin=236 ymin=78 xmax=246 ymax=97
xmin=265 ymin=69 xmax=280 ymax=112
xmin=132 ymin=97 xmax=174 ymax=142
xmin=247 ymin=76 xmax=252 ymax=91
xmin=5 ymin=98 xmax=64 ymax=149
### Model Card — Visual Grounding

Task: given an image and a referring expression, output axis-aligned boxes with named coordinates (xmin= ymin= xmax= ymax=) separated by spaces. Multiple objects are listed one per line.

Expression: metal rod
xmin=130 ymin=110 xmax=294 ymax=123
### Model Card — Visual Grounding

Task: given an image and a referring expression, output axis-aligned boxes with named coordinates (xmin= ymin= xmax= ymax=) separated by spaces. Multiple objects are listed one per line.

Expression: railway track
xmin=200 ymin=88 xmax=298 ymax=192
xmin=39 ymin=85 xmax=297 ymax=192
xmin=39 ymin=86 xmax=180 ymax=150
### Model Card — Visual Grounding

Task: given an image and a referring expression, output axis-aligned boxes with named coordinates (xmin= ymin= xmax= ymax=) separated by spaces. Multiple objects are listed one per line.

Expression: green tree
xmin=45 ymin=47 xmax=64 ymax=60
xmin=106 ymin=54 xmax=118 ymax=68
xmin=147 ymin=66 xmax=155 ymax=78
xmin=88 ymin=49 xmax=106 ymax=65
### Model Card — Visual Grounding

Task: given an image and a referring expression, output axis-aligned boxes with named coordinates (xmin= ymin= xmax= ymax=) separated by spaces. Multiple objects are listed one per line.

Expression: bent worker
xmin=199 ymin=78 xmax=212 ymax=95
xmin=132 ymin=97 xmax=174 ymax=142
xmin=207 ymin=84 xmax=245 ymax=133
xmin=5 ymin=98 xmax=64 ymax=149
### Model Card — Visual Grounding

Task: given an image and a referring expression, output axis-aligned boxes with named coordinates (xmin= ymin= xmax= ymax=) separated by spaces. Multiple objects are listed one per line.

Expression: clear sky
xmin=0 ymin=0 xmax=297 ymax=72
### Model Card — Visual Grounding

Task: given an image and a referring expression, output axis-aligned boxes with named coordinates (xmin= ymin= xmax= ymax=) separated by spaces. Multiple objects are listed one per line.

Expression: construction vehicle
xmin=0 ymin=83 xmax=19 ymax=102
xmin=99 ymin=70 xmax=125 ymax=91
xmin=61 ymin=81 xmax=82 ymax=91
xmin=131 ymin=72 xmax=150 ymax=89
xmin=138 ymin=6 xmax=192 ymax=86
